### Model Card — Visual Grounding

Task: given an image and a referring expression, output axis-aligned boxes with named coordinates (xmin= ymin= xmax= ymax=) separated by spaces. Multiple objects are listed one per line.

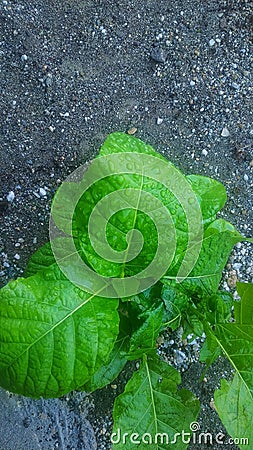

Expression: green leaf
xmin=208 ymin=282 xmax=253 ymax=446
xmin=215 ymin=322 xmax=253 ymax=395
xmin=0 ymin=265 xmax=119 ymax=398
xmin=161 ymin=284 xmax=189 ymax=330
xmin=112 ymin=355 xmax=200 ymax=449
xmin=128 ymin=304 xmax=164 ymax=360
xmin=214 ymin=374 xmax=253 ymax=449
xmin=234 ymin=282 xmax=253 ymax=325
xmin=186 ymin=174 xmax=227 ymax=226
xmin=205 ymin=291 xmax=233 ymax=325
xmin=99 ymin=132 xmax=165 ymax=159
xmin=71 ymin=132 xmax=194 ymax=283
xmin=83 ymin=313 xmax=130 ymax=392
xmin=197 ymin=292 xmax=232 ymax=372
xmin=183 ymin=308 xmax=204 ymax=337
xmin=199 ymin=326 xmax=221 ymax=369
xmin=163 ymin=219 xmax=247 ymax=296
xmin=25 ymin=242 xmax=55 ymax=276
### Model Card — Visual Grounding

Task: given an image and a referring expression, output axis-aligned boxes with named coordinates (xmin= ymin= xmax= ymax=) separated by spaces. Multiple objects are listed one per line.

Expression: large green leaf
xmin=112 ymin=355 xmax=200 ymax=449
xmin=212 ymin=283 xmax=253 ymax=447
xmin=215 ymin=283 xmax=253 ymax=396
xmin=73 ymin=133 xmax=230 ymax=284
xmin=0 ymin=265 xmax=119 ymax=398
xmin=214 ymin=324 xmax=253 ymax=395
xmin=214 ymin=374 xmax=253 ymax=449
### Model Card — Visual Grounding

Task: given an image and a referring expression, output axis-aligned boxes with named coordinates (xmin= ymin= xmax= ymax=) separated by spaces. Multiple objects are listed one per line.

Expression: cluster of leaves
xmin=0 ymin=132 xmax=252 ymax=449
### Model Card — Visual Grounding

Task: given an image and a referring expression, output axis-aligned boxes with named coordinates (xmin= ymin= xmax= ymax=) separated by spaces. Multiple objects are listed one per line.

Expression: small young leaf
xmin=161 ymin=284 xmax=189 ymax=330
xmin=0 ymin=266 xmax=119 ymax=398
xmin=205 ymin=291 xmax=233 ymax=325
xmin=127 ymin=303 xmax=164 ymax=360
xmin=199 ymin=326 xmax=221 ymax=368
xmin=83 ymin=314 xmax=131 ymax=392
xmin=112 ymin=355 xmax=200 ymax=449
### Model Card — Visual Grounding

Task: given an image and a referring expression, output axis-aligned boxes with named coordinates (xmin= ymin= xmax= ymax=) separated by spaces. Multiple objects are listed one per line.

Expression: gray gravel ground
xmin=0 ymin=0 xmax=252 ymax=449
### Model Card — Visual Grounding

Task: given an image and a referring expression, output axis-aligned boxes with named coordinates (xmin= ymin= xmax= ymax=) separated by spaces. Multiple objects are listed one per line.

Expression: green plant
xmin=0 ymin=132 xmax=252 ymax=449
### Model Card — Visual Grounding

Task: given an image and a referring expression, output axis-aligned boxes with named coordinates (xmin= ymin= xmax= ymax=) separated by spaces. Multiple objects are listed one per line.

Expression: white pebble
xmin=243 ymin=174 xmax=249 ymax=181
xmin=6 ymin=191 xmax=15 ymax=202
xmin=21 ymin=54 xmax=28 ymax=62
xmin=202 ymin=149 xmax=208 ymax=156
xmin=14 ymin=254 xmax=20 ymax=260
xmin=190 ymin=80 xmax=195 ymax=86
xmin=221 ymin=126 xmax=230 ymax=137
xmin=60 ymin=112 xmax=70 ymax=118
xmin=39 ymin=187 xmax=47 ymax=197
xmin=209 ymin=39 xmax=216 ymax=47
xmin=157 ymin=117 xmax=163 ymax=125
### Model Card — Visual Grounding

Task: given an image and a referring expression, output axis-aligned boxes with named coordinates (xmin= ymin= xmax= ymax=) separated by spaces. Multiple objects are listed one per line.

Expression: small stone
xmin=6 ymin=191 xmax=15 ymax=202
xmin=39 ymin=188 xmax=47 ymax=197
xmin=202 ymin=149 xmax=208 ymax=156
xmin=243 ymin=174 xmax=249 ymax=181
xmin=21 ymin=54 xmax=28 ymax=62
xmin=231 ymin=82 xmax=240 ymax=90
xmin=227 ymin=270 xmax=238 ymax=288
xmin=209 ymin=39 xmax=216 ymax=47
xmin=221 ymin=126 xmax=230 ymax=137
xmin=127 ymin=127 xmax=137 ymax=135
xmin=190 ymin=80 xmax=195 ymax=86
xmin=111 ymin=384 xmax=117 ymax=390
xmin=150 ymin=47 xmax=167 ymax=63
xmin=49 ymin=125 xmax=55 ymax=132
xmin=14 ymin=254 xmax=20 ymax=260
xmin=157 ymin=117 xmax=163 ymax=125
xmin=210 ymin=399 xmax=216 ymax=411
xmin=60 ymin=112 xmax=70 ymax=118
